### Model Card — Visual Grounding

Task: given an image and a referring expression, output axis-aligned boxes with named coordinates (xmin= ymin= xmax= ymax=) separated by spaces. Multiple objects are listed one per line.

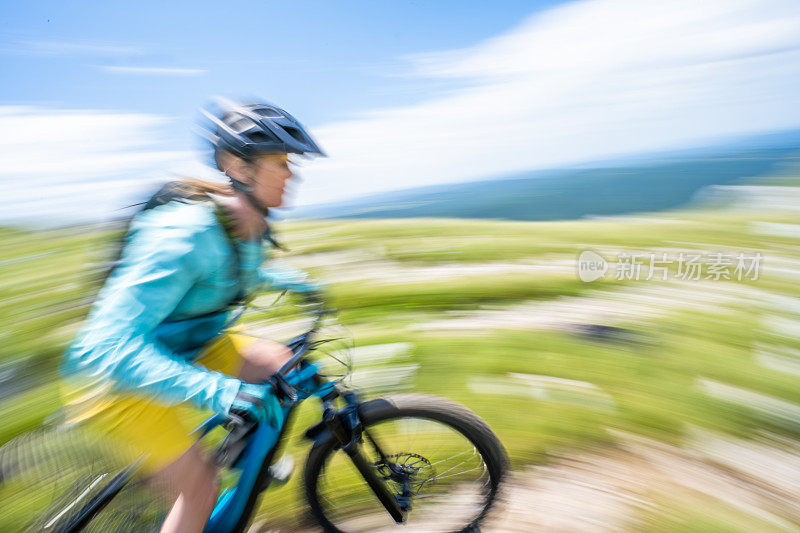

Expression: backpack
xmin=102 ymin=181 xmax=247 ymax=307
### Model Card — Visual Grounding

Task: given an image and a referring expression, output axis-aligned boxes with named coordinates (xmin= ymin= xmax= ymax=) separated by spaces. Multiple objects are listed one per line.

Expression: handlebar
xmin=274 ymin=305 xmax=328 ymax=379
xmin=195 ymin=302 xmax=333 ymax=467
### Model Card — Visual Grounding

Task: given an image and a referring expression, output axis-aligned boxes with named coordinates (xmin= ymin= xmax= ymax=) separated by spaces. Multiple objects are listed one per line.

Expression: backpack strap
xmin=210 ymin=200 xmax=248 ymax=307
xmin=210 ymin=201 xmax=288 ymax=309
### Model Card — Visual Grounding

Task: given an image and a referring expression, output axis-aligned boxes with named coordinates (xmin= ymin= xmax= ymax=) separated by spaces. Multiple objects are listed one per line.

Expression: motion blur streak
xmin=4 ymin=171 xmax=800 ymax=529
xmin=2 ymin=0 xmax=800 ymax=530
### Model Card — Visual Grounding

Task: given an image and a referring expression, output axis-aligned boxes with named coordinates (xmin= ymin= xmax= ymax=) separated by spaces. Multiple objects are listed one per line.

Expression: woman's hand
xmin=228 ymin=382 xmax=282 ymax=428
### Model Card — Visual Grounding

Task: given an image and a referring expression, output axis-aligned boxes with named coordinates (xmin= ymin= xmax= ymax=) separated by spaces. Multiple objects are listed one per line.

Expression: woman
xmin=62 ymin=100 xmax=325 ymax=532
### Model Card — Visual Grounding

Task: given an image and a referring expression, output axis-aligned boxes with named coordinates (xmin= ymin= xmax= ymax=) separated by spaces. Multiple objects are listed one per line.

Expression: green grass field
xmin=1 ymin=184 xmax=799 ymax=530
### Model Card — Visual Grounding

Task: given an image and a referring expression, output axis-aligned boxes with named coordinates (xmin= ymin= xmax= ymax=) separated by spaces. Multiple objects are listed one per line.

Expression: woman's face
xmin=246 ymin=153 xmax=294 ymax=208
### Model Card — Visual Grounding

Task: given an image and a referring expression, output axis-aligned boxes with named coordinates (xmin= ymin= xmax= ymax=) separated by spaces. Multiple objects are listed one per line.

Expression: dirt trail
xmin=485 ymin=431 xmax=800 ymax=532
xmin=266 ymin=431 xmax=800 ymax=532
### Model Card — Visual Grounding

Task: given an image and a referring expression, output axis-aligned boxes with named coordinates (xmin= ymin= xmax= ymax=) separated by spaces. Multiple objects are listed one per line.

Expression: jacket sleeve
xmin=64 ymin=223 xmax=241 ymax=415
xmin=257 ymin=258 xmax=322 ymax=293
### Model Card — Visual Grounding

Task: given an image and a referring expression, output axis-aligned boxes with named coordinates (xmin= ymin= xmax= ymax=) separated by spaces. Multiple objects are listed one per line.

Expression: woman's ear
xmin=220 ymin=152 xmax=253 ymax=184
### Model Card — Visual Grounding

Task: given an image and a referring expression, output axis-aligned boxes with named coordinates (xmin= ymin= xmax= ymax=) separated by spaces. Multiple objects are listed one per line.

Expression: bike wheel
xmin=0 ymin=426 xmax=168 ymax=532
xmin=304 ymin=394 xmax=508 ymax=533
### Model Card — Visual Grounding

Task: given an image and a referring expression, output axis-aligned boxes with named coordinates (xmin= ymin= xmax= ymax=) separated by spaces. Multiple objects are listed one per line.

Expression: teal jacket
xmin=62 ymin=201 xmax=318 ymax=415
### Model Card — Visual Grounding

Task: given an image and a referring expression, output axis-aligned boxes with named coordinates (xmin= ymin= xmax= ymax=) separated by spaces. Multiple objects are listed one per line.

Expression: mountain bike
xmin=1 ymin=307 xmax=508 ymax=532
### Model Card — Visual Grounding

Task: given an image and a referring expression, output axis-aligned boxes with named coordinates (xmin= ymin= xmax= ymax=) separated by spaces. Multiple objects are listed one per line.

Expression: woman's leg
xmin=197 ymin=333 xmax=293 ymax=384
xmin=156 ymin=444 xmax=219 ymax=533
xmin=63 ymin=387 xmax=209 ymax=533
xmin=237 ymin=339 xmax=293 ymax=383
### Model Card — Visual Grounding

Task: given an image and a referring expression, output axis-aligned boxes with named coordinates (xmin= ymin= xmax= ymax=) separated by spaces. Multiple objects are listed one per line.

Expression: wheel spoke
xmin=427 ymin=464 xmax=486 ymax=483
xmin=426 ymin=447 xmax=477 ymax=467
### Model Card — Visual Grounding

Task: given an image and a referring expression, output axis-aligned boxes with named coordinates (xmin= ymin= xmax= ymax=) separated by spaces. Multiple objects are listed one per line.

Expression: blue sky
xmin=1 ymin=1 xmax=550 ymax=136
xmin=2 ymin=0 xmax=800 ymax=223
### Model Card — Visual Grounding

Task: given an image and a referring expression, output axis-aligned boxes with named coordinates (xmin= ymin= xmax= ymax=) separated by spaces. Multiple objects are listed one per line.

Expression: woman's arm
xmin=64 ymin=220 xmax=241 ymax=415
xmin=257 ymin=258 xmax=323 ymax=294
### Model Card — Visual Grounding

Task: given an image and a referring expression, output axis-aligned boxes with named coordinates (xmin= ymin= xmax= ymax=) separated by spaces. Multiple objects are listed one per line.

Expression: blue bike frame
xmin=200 ymin=361 xmax=333 ymax=533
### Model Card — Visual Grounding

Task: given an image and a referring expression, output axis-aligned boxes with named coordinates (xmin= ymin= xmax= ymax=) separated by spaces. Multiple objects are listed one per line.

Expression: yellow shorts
xmin=63 ymin=332 xmax=257 ymax=474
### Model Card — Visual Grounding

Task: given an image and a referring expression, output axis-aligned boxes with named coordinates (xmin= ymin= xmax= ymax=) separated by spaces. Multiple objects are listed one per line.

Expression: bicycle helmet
xmin=200 ymin=99 xmax=325 ymax=158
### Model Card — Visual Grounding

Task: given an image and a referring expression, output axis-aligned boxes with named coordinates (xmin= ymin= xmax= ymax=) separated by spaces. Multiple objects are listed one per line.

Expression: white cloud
xmin=101 ymin=66 xmax=207 ymax=76
xmin=0 ymin=107 xmax=194 ymax=224
xmin=297 ymin=0 xmax=800 ymax=206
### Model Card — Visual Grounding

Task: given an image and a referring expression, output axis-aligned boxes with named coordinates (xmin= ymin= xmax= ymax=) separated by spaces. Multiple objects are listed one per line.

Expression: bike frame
xmin=201 ymin=360 xmax=331 ymax=533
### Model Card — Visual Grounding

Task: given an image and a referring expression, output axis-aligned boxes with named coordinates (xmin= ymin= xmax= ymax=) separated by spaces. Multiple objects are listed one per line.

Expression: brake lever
xmin=308 ymin=336 xmax=344 ymax=349
xmin=271 ymin=374 xmax=298 ymax=404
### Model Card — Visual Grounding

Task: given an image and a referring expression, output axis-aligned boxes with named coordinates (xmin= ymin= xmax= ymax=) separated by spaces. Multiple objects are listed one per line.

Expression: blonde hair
xmin=171 ymin=177 xmax=234 ymax=198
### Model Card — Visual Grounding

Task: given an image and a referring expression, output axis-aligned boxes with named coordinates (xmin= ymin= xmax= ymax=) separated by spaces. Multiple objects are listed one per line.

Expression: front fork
xmin=320 ymin=391 xmax=407 ymax=524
